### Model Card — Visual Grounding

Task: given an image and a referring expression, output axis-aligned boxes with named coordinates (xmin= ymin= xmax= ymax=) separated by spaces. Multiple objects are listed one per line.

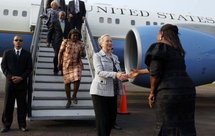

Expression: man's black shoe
xmin=1 ymin=127 xmax=10 ymax=133
xmin=113 ymin=124 xmax=122 ymax=130
xmin=47 ymin=43 xmax=50 ymax=47
xmin=20 ymin=127 xmax=28 ymax=132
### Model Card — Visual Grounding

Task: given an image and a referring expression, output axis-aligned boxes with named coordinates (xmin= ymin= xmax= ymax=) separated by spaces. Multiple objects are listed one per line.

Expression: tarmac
xmin=0 ymin=82 xmax=215 ymax=136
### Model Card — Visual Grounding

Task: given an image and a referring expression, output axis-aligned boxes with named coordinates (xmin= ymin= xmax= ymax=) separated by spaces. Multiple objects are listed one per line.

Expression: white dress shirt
xmin=14 ymin=48 xmax=22 ymax=56
xmin=59 ymin=19 xmax=65 ymax=32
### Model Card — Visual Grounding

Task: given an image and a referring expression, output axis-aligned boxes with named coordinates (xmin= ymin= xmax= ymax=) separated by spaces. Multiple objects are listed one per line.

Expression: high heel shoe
xmin=65 ymin=101 xmax=71 ymax=108
xmin=72 ymin=97 xmax=78 ymax=104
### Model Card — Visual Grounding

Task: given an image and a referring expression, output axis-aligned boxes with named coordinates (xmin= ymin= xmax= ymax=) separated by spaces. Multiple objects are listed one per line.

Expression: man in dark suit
xmin=67 ymin=0 xmax=86 ymax=32
xmin=47 ymin=11 xmax=72 ymax=74
xmin=1 ymin=35 xmax=32 ymax=133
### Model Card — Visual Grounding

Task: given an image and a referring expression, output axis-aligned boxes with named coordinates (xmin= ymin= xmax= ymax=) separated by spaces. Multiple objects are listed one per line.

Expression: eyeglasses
xmin=14 ymin=39 xmax=23 ymax=42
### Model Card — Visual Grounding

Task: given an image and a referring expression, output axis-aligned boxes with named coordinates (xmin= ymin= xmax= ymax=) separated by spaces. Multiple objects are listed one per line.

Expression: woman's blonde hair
xmin=98 ymin=34 xmax=110 ymax=48
xmin=51 ymin=1 xmax=58 ymax=8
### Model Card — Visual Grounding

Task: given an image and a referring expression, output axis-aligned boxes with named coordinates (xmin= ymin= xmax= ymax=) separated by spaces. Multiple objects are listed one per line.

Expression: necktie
xmin=17 ymin=50 xmax=19 ymax=56
xmin=75 ymin=0 xmax=79 ymax=13
xmin=16 ymin=50 xmax=20 ymax=60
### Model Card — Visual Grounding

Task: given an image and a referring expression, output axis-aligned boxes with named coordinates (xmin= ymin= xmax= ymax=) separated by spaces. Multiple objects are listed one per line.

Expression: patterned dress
xmin=59 ymin=39 xmax=86 ymax=84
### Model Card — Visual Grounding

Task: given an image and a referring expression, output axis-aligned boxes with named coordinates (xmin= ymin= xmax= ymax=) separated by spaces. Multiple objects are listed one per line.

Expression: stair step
xmin=33 ymin=96 xmax=91 ymax=100
xmin=29 ymin=116 xmax=94 ymax=120
xmin=33 ymin=83 xmax=91 ymax=90
xmin=37 ymin=52 xmax=55 ymax=57
xmin=35 ymin=69 xmax=91 ymax=75
xmin=37 ymin=52 xmax=88 ymax=59
xmin=31 ymin=106 xmax=94 ymax=110
xmin=34 ymin=88 xmax=89 ymax=92
xmin=39 ymin=47 xmax=54 ymax=52
xmin=37 ymin=57 xmax=89 ymax=63
xmin=40 ymin=32 xmax=48 ymax=35
xmin=35 ymin=63 xmax=90 ymax=70
xmin=39 ymin=39 xmax=48 ymax=43
xmin=33 ymin=91 xmax=91 ymax=98
xmin=32 ymin=100 xmax=93 ymax=107
xmin=30 ymin=109 xmax=95 ymax=120
xmin=35 ymin=75 xmax=92 ymax=83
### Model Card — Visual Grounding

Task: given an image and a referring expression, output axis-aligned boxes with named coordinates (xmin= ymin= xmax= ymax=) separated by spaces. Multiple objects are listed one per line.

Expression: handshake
xmin=116 ymin=70 xmax=140 ymax=81
xmin=118 ymin=68 xmax=149 ymax=81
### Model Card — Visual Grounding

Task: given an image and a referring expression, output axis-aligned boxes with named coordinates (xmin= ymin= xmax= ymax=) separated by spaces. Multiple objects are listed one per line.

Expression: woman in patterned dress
xmin=58 ymin=29 xmax=86 ymax=108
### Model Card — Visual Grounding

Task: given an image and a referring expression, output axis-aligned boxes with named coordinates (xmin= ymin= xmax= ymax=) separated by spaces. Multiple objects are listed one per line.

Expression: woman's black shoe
xmin=113 ymin=124 xmax=122 ymax=130
xmin=65 ymin=101 xmax=71 ymax=108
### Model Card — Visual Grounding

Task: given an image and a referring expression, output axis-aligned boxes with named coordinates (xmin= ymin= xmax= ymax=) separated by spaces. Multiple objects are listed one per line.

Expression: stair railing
xmin=28 ymin=0 xmax=44 ymax=117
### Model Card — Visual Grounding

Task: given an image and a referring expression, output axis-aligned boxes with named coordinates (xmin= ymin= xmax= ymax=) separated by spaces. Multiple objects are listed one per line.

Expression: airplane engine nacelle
xmin=125 ymin=26 xmax=215 ymax=87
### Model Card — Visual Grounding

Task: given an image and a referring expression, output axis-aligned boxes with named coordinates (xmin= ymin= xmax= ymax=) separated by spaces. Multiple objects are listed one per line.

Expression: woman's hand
xmin=132 ymin=68 xmax=149 ymax=74
xmin=148 ymin=93 xmax=155 ymax=108
xmin=128 ymin=69 xmax=139 ymax=78
xmin=116 ymin=72 xmax=128 ymax=81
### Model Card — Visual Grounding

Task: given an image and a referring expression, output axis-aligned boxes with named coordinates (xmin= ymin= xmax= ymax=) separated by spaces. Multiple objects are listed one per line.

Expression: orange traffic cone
xmin=118 ymin=83 xmax=129 ymax=115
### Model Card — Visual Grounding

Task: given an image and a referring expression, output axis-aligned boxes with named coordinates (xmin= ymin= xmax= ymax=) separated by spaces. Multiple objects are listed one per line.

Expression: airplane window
xmin=153 ymin=22 xmax=158 ymax=25
xmin=115 ymin=18 xmax=120 ymax=24
xmin=107 ymin=18 xmax=112 ymax=24
xmin=99 ymin=17 xmax=104 ymax=23
xmin=131 ymin=20 xmax=135 ymax=25
xmin=3 ymin=9 xmax=9 ymax=15
xmin=13 ymin=10 xmax=18 ymax=16
xmin=146 ymin=21 xmax=150 ymax=25
xmin=161 ymin=22 xmax=165 ymax=25
xmin=22 ymin=11 xmax=27 ymax=17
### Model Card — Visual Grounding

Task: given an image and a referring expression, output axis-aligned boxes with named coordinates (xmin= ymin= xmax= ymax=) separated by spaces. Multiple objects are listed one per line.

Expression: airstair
xmin=28 ymin=0 xmax=96 ymax=120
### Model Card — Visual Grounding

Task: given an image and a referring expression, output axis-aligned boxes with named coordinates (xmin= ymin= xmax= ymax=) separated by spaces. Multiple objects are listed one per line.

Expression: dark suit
xmin=47 ymin=19 xmax=71 ymax=73
xmin=67 ymin=0 xmax=86 ymax=32
xmin=1 ymin=49 xmax=32 ymax=129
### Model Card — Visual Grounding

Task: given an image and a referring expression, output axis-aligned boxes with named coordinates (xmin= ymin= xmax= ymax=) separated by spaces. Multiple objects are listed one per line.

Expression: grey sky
xmin=86 ymin=0 xmax=214 ymax=17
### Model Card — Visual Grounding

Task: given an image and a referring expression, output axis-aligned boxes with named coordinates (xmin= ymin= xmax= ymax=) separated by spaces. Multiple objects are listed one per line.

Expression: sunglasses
xmin=14 ymin=39 xmax=23 ymax=42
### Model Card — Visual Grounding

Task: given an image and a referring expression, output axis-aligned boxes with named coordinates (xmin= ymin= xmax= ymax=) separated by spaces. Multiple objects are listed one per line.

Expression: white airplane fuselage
xmin=86 ymin=5 xmax=215 ymax=38
xmin=1 ymin=0 xmax=215 ymax=91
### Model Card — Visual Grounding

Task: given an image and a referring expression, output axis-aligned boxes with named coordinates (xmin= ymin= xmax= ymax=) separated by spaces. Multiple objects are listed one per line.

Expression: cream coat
xmin=90 ymin=50 xmax=123 ymax=96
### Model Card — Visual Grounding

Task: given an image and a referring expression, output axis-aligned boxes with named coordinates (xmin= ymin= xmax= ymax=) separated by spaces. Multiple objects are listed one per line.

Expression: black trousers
xmin=92 ymin=95 xmax=117 ymax=136
xmin=69 ymin=13 xmax=83 ymax=32
xmin=2 ymin=82 xmax=27 ymax=128
xmin=53 ymin=44 xmax=60 ymax=73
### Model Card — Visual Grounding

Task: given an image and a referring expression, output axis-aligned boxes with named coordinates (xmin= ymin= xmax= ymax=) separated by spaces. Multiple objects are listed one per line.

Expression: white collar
xmin=14 ymin=48 xmax=22 ymax=52
xmin=59 ymin=19 xmax=65 ymax=23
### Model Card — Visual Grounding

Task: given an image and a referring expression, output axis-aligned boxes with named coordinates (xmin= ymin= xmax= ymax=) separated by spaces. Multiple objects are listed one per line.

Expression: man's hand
xmin=11 ymin=76 xmax=23 ymax=84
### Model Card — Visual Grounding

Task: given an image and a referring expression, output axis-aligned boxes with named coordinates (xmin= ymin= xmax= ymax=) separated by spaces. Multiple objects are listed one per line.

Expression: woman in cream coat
xmin=90 ymin=34 xmax=128 ymax=136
